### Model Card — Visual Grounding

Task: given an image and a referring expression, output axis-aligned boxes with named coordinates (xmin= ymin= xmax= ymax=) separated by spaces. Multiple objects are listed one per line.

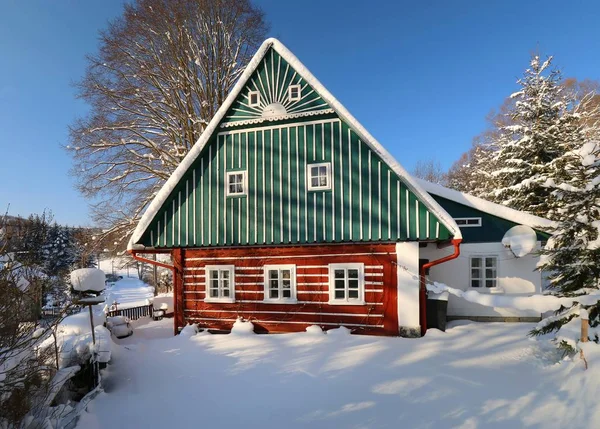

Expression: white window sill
xmin=327 ymin=300 xmax=366 ymax=306
xmin=262 ymin=299 xmax=298 ymax=304
xmin=204 ymin=298 xmax=235 ymax=304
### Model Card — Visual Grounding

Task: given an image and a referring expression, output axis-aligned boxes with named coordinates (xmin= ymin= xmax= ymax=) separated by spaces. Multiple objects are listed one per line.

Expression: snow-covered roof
xmin=414 ymin=178 xmax=555 ymax=232
xmin=128 ymin=38 xmax=461 ymax=250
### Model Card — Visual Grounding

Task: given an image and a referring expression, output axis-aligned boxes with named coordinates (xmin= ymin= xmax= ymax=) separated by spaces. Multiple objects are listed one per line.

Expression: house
xmin=128 ymin=38 xmax=548 ymax=337
xmin=416 ymin=179 xmax=552 ymax=322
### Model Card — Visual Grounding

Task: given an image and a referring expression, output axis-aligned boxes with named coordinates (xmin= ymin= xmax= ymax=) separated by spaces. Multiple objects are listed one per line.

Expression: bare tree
xmin=412 ymin=159 xmax=448 ymax=185
xmin=67 ymin=0 xmax=268 ymax=247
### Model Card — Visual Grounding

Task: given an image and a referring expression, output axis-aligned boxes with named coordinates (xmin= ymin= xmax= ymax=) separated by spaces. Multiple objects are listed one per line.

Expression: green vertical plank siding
xmin=140 ymin=118 xmax=453 ymax=248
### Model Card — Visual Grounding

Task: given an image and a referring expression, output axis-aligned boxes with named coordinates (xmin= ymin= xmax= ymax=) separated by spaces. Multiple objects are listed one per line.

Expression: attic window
xmin=307 ymin=162 xmax=331 ymax=191
xmin=288 ymin=85 xmax=301 ymax=101
xmin=454 ymin=217 xmax=482 ymax=228
xmin=226 ymin=171 xmax=247 ymax=196
xmin=248 ymin=90 xmax=260 ymax=107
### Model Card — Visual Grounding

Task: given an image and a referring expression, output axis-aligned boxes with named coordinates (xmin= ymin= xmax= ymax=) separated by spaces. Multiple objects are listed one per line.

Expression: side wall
xmin=175 ymin=243 xmax=399 ymax=335
xmin=421 ymin=242 xmax=542 ymax=320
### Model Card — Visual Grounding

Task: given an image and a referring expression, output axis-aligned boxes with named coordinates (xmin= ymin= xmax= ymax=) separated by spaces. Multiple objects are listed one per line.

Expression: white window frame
xmin=469 ymin=256 xmax=498 ymax=289
xmin=226 ymin=171 xmax=247 ymax=197
xmin=263 ymin=264 xmax=297 ymax=303
xmin=288 ymin=84 xmax=301 ymax=101
xmin=204 ymin=265 xmax=235 ymax=303
xmin=454 ymin=217 xmax=482 ymax=227
xmin=328 ymin=263 xmax=365 ymax=305
xmin=307 ymin=162 xmax=332 ymax=191
xmin=248 ymin=90 xmax=261 ymax=107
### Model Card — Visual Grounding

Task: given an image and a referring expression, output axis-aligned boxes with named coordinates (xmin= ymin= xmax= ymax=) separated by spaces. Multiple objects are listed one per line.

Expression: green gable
xmin=131 ymin=42 xmax=458 ymax=249
xmin=431 ymin=195 xmax=549 ymax=243
xmin=222 ymin=48 xmax=331 ymax=127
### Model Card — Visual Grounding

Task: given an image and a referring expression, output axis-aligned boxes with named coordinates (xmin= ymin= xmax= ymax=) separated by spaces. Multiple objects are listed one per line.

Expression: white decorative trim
xmin=129 ymin=38 xmax=461 ymax=249
xmin=220 ymin=108 xmax=334 ymax=128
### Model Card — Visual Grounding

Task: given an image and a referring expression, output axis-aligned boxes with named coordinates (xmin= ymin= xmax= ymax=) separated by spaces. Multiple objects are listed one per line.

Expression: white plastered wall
xmin=421 ymin=242 xmax=542 ymax=319
xmin=396 ymin=242 xmax=421 ymax=335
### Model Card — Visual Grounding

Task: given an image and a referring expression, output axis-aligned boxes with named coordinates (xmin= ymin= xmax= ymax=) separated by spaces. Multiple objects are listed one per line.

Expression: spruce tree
xmin=532 ymin=139 xmax=600 ymax=347
xmin=482 ymin=55 xmax=574 ymax=218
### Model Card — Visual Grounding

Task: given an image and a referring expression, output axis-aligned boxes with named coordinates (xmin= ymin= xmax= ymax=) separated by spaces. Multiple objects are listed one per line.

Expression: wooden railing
xmin=106 ymin=304 xmax=153 ymax=320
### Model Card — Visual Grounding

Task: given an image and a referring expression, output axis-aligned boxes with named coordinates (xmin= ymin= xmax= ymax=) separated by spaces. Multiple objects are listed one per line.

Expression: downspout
xmin=128 ymin=249 xmax=174 ymax=271
xmin=420 ymin=238 xmax=462 ymax=336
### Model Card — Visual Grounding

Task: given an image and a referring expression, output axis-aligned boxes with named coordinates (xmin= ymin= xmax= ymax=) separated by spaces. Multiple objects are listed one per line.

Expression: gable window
xmin=455 ymin=217 xmax=482 ymax=227
xmin=226 ymin=171 xmax=247 ymax=196
xmin=288 ymin=84 xmax=301 ymax=101
xmin=263 ymin=265 xmax=297 ymax=303
xmin=307 ymin=162 xmax=331 ymax=191
xmin=328 ymin=263 xmax=365 ymax=305
xmin=470 ymin=256 xmax=497 ymax=288
xmin=205 ymin=265 xmax=235 ymax=302
xmin=248 ymin=90 xmax=261 ymax=107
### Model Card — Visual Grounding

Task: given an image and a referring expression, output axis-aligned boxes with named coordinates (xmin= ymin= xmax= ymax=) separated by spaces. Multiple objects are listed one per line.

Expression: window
xmin=248 ymin=90 xmax=260 ymax=107
xmin=470 ymin=256 xmax=497 ymax=288
xmin=307 ymin=162 xmax=331 ymax=190
xmin=328 ymin=263 xmax=365 ymax=304
xmin=226 ymin=171 xmax=247 ymax=196
xmin=205 ymin=265 xmax=235 ymax=302
xmin=263 ymin=265 xmax=297 ymax=303
xmin=455 ymin=217 xmax=482 ymax=227
xmin=288 ymin=84 xmax=301 ymax=101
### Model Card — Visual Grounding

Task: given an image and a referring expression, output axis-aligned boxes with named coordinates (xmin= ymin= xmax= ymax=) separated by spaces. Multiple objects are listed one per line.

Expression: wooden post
xmin=172 ymin=248 xmax=184 ymax=336
xmin=580 ymin=308 xmax=589 ymax=370
xmin=88 ymin=305 xmax=96 ymax=345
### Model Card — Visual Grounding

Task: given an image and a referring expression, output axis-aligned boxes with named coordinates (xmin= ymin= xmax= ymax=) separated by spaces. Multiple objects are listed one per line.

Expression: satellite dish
xmin=502 ymin=225 xmax=538 ymax=257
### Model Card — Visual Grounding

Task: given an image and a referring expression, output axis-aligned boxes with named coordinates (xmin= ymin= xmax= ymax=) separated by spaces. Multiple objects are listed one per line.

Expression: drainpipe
xmin=420 ymin=239 xmax=462 ymax=336
xmin=128 ymin=249 xmax=174 ymax=270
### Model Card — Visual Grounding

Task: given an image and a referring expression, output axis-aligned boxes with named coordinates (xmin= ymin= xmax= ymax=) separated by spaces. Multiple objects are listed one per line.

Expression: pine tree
xmin=482 ymin=55 xmax=575 ymax=218
xmin=532 ymin=139 xmax=600 ymax=348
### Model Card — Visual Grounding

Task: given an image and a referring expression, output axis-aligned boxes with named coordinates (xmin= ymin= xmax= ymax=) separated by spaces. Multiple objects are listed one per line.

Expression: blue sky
xmin=1 ymin=0 xmax=599 ymax=226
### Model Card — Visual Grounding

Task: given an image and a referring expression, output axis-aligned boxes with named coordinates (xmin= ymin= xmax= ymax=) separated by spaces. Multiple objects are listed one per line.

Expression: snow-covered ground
xmin=98 ymin=257 xmax=155 ymax=309
xmin=75 ymin=318 xmax=599 ymax=429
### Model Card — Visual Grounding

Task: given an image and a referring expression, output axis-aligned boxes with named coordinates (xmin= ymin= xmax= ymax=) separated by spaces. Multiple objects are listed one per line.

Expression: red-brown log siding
xmin=173 ymin=243 xmax=399 ymax=336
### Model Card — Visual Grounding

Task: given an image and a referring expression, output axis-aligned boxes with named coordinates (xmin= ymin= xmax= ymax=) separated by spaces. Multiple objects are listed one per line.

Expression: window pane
xmin=282 ymin=290 xmax=291 ymax=298
xmin=210 ymin=288 xmax=218 ymax=297
xmin=211 ymin=279 xmax=219 ymax=288
xmin=486 ymin=258 xmax=496 ymax=268
xmin=319 ymin=166 xmax=327 ymax=176
xmin=270 ymin=280 xmax=278 ymax=289
xmin=348 ymin=280 xmax=359 ymax=289
xmin=349 ymin=290 xmax=359 ymax=299
xmin=471 ymin=258 xmax=481 ymax=268
xmin=223 ymin=289 xmax=230 ymax=297
xmin=486 ymin=279 xmax=496 ymax=288
xmin=269 ymin=270 xmax=278 ymax=279
xmin=485 ymin=269 xmax=495 ymax=279
xmin=335 ymin=290 xmax=345 ymax=299
xmin=471 ymin=269 xmax=480 ymax=279
xmin=211 ymin=271 xmax=218 ymax=279
xmin=282 ymin=280 xmax=291 ymax=288
xmin=282 ymin=270 xmax=291 ymax=279
xmin=319 ymin=176 xmax=328 ymax=186
xmin=310 ymin=167 xmax=318 ymax=178
xmin=335 ymin=280 xmax=345 ymax=289
xmin=311 ymin=177 xmax=319 ymax=187
xmin=334 ymin=270 xmax=345 ymax=279
xmin=271 ymin=289 xmax=279 ymax=298
xmin=222 ymin=279 xmax=229 ymax=289
xmin=222 ymin=271 xmax=229 ymax=279
xmin=236 ymin=183 xmax=243 ymax=193
xmin=471 ymin=279 xmax=480 ymax=288
xmin=348 ymin=269 xmax=358 ymax=278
